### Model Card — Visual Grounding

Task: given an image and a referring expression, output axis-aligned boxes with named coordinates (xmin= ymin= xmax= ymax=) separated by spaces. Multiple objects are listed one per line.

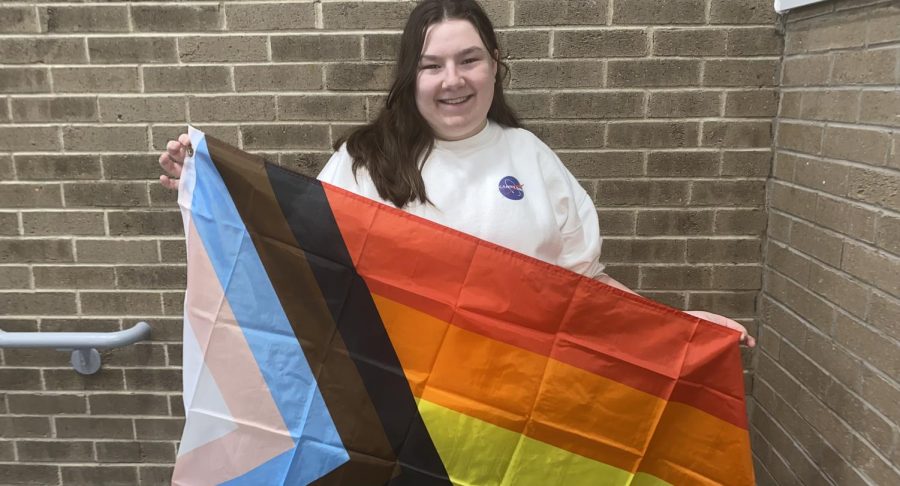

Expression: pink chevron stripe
xmin=172 ymin=220 xmax=295 ymax=485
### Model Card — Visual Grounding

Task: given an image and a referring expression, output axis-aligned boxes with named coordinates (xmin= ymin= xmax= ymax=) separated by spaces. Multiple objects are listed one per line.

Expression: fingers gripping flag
xmin=174 ymin=127 xmax=754 ymax=485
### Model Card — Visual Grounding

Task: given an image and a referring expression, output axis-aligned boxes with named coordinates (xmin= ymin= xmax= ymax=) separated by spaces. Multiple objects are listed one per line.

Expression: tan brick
xmin=242 ymin=124 xmax=330 ymax=150
xmin=115 ymin=265 xmax=185 ymax=290
xmin=790 ymin=156 xmax=848 ymax=196
xmin=776 ymin=122 xmax=822 ymax=154
xmin=42 ymin=318 xmax=118 ymax=333
xmin=642 ymin=266 xmax=712 ymax=290
xmin=99 ymin=96 xmax=186 ymax=123
xmin=63 ymin=126 xmax=149 ymax=152
xmin=779 ymin=90 xmax=802 ymax=118
xmin=278 ymin=95 xmax=367 ymax=121
xmin=847 ymin=166 xmax=899 ymax=209
xmin=791 ymin=219 xmax=845 ymax=266
xmin=163 ymin=291 xmax=185 ymax=315
xmin=89 ymin=394 xmax=169 ymax=416
xmin=688 ymin=291 xmax=756 ymax=317
xmin=781 ymin=55 xmax=832 ymax=86
xmin=0 ymin=465 xmax=58 ymax=484
xmin=0 ymin=37 xmax=86 ymax=64
xmin=705 ymin=59 xmax=778 ymax=87
xmin=0 ymin=416 xmax=52 ymax=438
xmin=0 ymin=239 xmax=72 ymax=264
xmin=687 ymin=239 xmax=760 ymax=263
xmin=23 ymin=212 xmax=105 ymax=236
xmin=0 ymin=368 xmax=42 ymax=391
xmin=144 ymin=66 xmax=231 ymax=93
xmin=552 ymin=92 xmax=643 ymax=118
xmin=325 ymin=63 xmax=393 ymax=90
xmin=648 ymin=91 xmax=719 ymax=118
xmin=96 ymin=441 xmax=175 ymax=463
xmin=132 ymin=4 xmax=223 ymax=32
xmin=76 ymin=239 xmax=158 ymax=264
xmin=104 ymin=342 xmax=168 ymax=368
xmin=722 ymin=151 xmax=770 ymax=177
xmin=0 ymin=183 xmax=62 ymax=208
xmin=842 ymin=242 xmax=900 ymax=296
xmin=0 ymin=265 xmax=29 ymax=288
xmin=598 ymin=180 xmax=690 ymax=206
xmin=865 ymin=2 xmax=900 ymax=45
xmin=515 ymin=0 xmax=608 ymax=26
xmin=859 ymin=359 xmax=900 ymax=423
xmin=124 ymin=369 xmax=181 ymax=392
xmin=234 ymin=64 xmax=323 ymax=91
xmin=179 ymin=35 xmax=267 ymax=63
xmin=710 ymin=0 xmax=777 ymax=24
xmin=7 ymin=393 xmax=86 ymax=414
xmin=0 ymin=292 xmax=76 ymax=315
xmin=786 ymin=9 xmax=868 ymax=54
xmin=33 ymin=265 xmax=115 ymax=289
xmin=14 ymin=155 xmax=101 ymax=181
xmin=509 ymin=60 xmax=604 ymax=88
xmin=770 ymin=181 xmax=817 ymax=221
xmin=601 ymin=238 xmax=685 ymax=263
xmin=277 ymin=153 xmax=332 ymax=178
xmin=725 ymin=90 xmax=778 ymax=117
xmin=555 ymin=30 xmax=647 ymax=57
xmin=225 ymin=2 xmax=316 ymax=30
xmin=652 ymin=29 xmax=726 ymax=56
xmin=62 ymin=466 xmax=138 ymax=485
xmin=80 ymin=291 xmax=162 ymax=316
xmin=875 ymin=214 xmax=900 ymax=255
xmin=800 ymin=89 xmax=860 ymax=123
xmin=824 ymin=125 xmax=891 ymax=166
xmin=600 ymin=209 xmax=637 ymax=236
xmin=0 ymin=67 xmax=50 ymax=94
xmin=713 ymin=266 xmax=762 ymax=290
xmin=102 ymin=154 xmax=159 ymax=180
xmin=40 ymin=5 xmax=129 ymax=33
xmin=726 ymin=27 xmax=783 ymax=56
xmin=89 ymin=37 xmax=177 ymax=64
xmin=11 ymin=96 xmax=97 ymax=123
xmin=505 ymin=92 xmax=552 ymax=119
xmin=809 ymin=265 xmax=869 ymax=318
xmin=608 ymin=59 xmax=700 ymax=87
xmin=52 ymin=66 xmax=140 ymax=93
xmin=767 ymin=241 xmax=812 ymax=285
xmin=0 ymin=6 xmax=38 ymax=33
xmin=646 ymin=151 xmax=718 ymax=177
xmin=607 ymin=121 xmax=699 ymax=148
xmin=17 ymin=440 xmax=94 ymax=462
xmin=859 ymin=90 xmax=899 ymax=127
xmin=814 ymin=196 xmax=877 ymax=242
xmin=702 ymin=121 xmax=772 ymax=148
xmin=832 ymin=48 xmax=897 ymax=85
xmin=613 ymin=0 xmax=704 ymax=24
xmin=322 ymin=2 xmax=414 ymax=29
xmin=135 ymin=418 xmax=184 ymax=440
xmin=140 ymin=466 xmax=175 ymax=485
xmin=559 ymin=152 xmax=643 ymax=178
xmin=498 ymin=31 xmax=550 ymax=59
xmin=525 ymin=122 xmax=604 ymax=149
xmin=273 ymin=34 xmax=362 ymax=62
xmin=189 ymin=95 xmax=275 ymax=122
xmin=149 ymin=183 xmax=178 ymax=208
xmin=715 ymin=208 xmax=767 ymax=236
xmin=364 ymin=34 xmax=401 ymax=60
xmin=108 ymin=211 xmax=182 ymax=236
xmin=835 ymin=312 xmax=898 ymax=377
xmin=0 ymin=126 xmax=61 ymax=151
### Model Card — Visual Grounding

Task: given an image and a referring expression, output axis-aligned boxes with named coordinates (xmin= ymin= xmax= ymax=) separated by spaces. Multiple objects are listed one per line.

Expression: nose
xmin=442 ymin=63 xmax=465 ymax=89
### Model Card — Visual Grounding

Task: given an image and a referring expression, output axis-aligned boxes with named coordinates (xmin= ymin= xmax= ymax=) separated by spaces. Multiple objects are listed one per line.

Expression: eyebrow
xmin=420 ymin=46 xmax=486 ymax=61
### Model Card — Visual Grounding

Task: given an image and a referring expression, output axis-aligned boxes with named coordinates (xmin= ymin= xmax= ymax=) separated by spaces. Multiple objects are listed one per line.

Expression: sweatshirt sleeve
xmin=557 ymin=178 xmax=605 ymax=278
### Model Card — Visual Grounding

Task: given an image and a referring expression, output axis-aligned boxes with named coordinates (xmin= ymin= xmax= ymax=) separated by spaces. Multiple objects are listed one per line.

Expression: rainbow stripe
xmin=174 ymin=127 xmax=754 ymax=485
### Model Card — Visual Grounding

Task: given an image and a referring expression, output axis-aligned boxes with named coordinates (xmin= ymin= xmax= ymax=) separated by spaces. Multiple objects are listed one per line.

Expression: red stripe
xmin=323 ymin=183 xmax=748 ymax=429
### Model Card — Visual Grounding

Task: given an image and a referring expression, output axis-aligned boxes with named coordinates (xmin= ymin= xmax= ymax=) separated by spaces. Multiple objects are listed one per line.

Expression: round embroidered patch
xmin=498 ymin=176 xmax=524 ymax=200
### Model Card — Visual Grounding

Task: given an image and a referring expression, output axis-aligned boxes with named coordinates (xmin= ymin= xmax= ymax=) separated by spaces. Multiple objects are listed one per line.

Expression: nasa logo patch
xmin=498 ymin=176 xmax=524 ymax=200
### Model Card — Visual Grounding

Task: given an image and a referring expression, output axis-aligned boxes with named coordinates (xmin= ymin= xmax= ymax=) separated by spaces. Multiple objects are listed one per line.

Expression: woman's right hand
xmin=158 ymin=132 xmax=191 ymax=190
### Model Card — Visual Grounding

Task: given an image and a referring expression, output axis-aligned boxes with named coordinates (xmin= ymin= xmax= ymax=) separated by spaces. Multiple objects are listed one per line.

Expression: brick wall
xmin=0 ymin=0 xmax=777 ymax=483
xmin=751 ymin=0 xmax=900 ymax=484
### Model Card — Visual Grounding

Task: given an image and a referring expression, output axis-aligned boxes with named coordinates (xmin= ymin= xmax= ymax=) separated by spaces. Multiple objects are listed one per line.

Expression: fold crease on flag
xmin=173 ymin=126 xmax=754 ymax=486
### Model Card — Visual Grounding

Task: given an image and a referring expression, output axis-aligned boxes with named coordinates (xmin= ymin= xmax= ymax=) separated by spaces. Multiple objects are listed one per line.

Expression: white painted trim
xmin=774 ymin=0 xmax=829 ymax=13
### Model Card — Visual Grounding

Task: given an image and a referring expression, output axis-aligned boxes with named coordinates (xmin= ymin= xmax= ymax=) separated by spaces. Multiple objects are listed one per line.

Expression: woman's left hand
xmin=684 ymin=310 xmax=756 ymax=347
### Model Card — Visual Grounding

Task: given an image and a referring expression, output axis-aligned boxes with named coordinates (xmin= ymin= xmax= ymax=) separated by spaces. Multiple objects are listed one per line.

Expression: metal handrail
xmin=0 ymin=321 xmax=152 ymax=375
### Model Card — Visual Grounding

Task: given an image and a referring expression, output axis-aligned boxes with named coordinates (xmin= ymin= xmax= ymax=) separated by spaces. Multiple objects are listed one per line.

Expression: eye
xmin=462 ymin=57 xmax=480 ymax=64
xmin=420 ymin=64 xmax=440 ymax=71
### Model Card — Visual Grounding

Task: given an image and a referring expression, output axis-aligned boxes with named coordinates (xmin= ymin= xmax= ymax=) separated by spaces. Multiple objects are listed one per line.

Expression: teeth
xmin=441 ymin=96 xmax=470 ymax=104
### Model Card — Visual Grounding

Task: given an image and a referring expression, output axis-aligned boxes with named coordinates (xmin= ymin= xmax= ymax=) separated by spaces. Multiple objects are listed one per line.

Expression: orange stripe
xmin=323 ymin=184 xmax=748 ymax=430
xmin=374 ymin=295 xmax=753 ymax=485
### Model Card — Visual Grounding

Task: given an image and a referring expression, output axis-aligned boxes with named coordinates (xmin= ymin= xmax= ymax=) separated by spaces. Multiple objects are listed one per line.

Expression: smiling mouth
xmin=439 ymin=95 xmax=473 ymax=105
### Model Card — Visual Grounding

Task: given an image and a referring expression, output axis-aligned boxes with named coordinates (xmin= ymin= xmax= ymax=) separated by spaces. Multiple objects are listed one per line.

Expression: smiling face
xmin=415 ymin=19 xmax=497 ymax=141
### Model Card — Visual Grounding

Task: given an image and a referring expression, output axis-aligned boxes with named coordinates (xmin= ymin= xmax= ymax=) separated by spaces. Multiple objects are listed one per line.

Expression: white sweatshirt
xmin=317 ymin=121 xmax=604 ymax=278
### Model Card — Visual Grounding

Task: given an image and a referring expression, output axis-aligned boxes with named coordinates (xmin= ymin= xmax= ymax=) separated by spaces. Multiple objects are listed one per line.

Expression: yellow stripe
xmin=418 ymin=399 xmax=663 ymax=486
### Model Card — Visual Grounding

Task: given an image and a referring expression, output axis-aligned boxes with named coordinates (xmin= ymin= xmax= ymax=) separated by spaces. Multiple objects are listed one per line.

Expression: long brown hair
xmin=335 ymin=0 xmax=520 ymax=208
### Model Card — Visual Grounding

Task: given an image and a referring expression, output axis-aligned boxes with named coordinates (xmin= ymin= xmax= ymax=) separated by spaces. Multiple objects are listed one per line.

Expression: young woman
xmin=159 ymin=0 xmax=755 ymax=346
